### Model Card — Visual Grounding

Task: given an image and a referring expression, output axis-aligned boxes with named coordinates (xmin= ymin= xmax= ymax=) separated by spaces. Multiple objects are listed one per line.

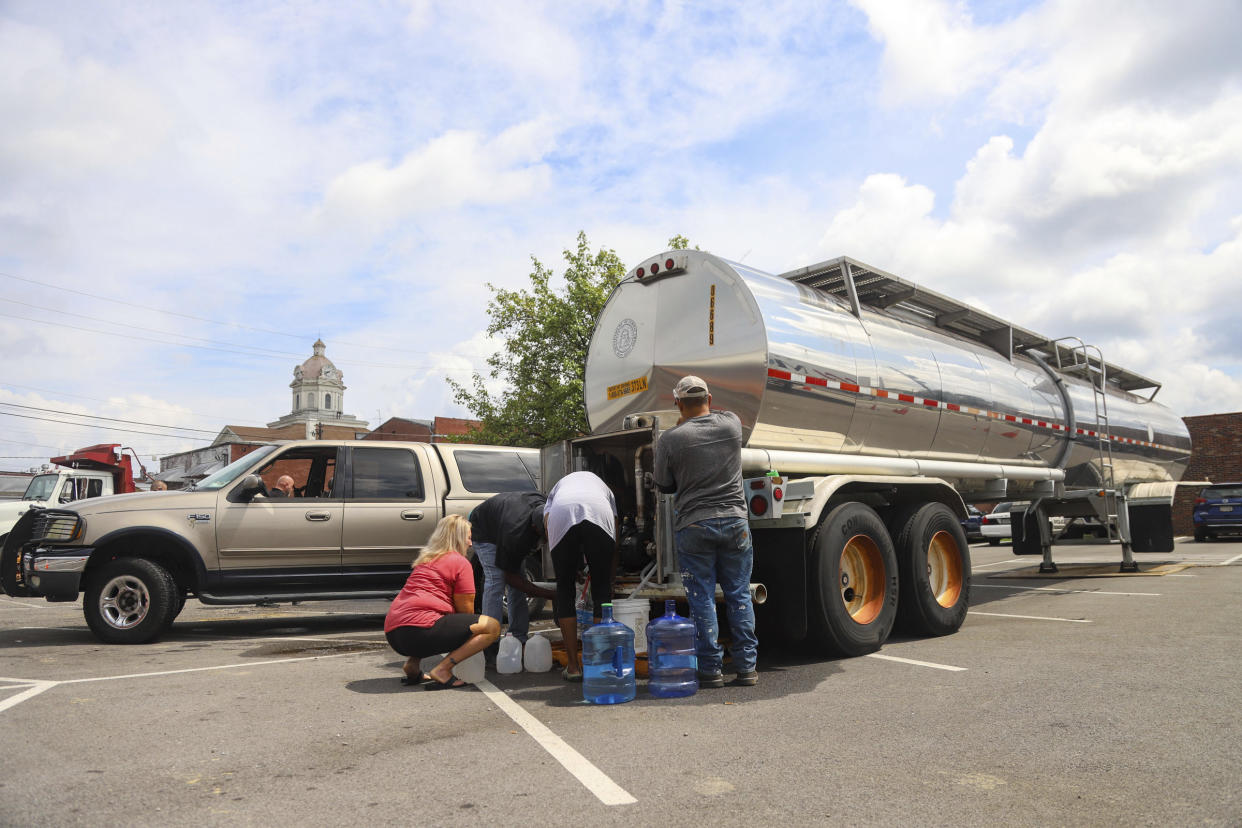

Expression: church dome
xmin=295 ymin=339 xmax=341 ymax=381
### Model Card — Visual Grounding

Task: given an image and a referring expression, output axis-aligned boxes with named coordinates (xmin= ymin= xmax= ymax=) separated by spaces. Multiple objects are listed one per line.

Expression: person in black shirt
xmin=469 ymin=491 xmax=555 ymax=643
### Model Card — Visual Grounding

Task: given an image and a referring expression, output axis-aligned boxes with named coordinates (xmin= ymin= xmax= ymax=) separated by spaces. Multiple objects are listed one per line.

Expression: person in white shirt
xmin=544 ymin=470 xmax=617 ymax=681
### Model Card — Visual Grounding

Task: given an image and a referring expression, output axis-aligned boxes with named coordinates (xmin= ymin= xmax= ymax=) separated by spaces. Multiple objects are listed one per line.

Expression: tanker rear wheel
xmin=892 ymin=503 xmax=971 ymax=637
xmin=807 ymin=503 xmax=898 ymax=657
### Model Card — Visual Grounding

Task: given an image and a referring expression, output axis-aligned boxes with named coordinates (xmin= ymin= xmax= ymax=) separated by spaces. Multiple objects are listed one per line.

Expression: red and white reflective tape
xmin=766 ymin=367 xmax=1180 ymax=452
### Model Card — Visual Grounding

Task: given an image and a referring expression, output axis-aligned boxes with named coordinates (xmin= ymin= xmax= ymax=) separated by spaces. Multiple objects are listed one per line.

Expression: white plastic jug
xmin=497 ymin=632 xmax=524 ymax=674
xmin=523 ymin=633 xmax=553 ymax=672
xmin=452 ymin=651 xmax=486 ymax=684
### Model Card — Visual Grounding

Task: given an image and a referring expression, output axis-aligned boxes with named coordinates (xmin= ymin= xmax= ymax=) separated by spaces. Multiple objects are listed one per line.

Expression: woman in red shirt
xmin=384 ymin=514 xmax=500 ymax=689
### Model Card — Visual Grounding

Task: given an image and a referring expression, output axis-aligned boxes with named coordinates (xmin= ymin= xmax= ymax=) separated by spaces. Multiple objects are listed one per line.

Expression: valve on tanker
xmin=744 ymin=475 xmax=785 ymax=520
xmin=617 ymin=515 xmax=650 ymax=572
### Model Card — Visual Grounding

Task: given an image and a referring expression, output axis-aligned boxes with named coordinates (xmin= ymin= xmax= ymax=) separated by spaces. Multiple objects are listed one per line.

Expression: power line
xmin=0 ymin=296 xmax=308 ymax=360
xmin=0 ymin=410 xmax=214 ymax=440
xmin=0 ymin=381 xmax=269 ymax=427
xmin=0 ymin=308 xmax=456 ymax=371
xmin=0 ymin=402 xmax=219 ymax=434
xmin=0 ymin=270 xmax=443 ymax=356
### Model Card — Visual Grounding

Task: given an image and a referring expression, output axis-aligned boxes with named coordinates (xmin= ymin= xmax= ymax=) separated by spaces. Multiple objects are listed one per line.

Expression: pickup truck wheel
xmin=807 ymin=503 xmax=898 ymax=657
xmin=84 ymin=558 xmax=176 ymax=644
xmin=892 ymin=503 xmax=971 ymax=637
xmin=162 ymin=593 xmax=187 ymax=631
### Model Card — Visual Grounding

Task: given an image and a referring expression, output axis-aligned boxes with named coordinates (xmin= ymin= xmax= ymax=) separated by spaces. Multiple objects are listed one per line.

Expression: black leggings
xmin=386 ymin=613 xmax=481 ymax=659
xmin=551 ymin=521 xmax=615 ymax=621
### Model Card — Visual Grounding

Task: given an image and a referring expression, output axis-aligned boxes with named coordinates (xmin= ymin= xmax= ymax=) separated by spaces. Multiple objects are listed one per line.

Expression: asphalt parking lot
xmin=2 ymin=538 xmax=1241 ymax=827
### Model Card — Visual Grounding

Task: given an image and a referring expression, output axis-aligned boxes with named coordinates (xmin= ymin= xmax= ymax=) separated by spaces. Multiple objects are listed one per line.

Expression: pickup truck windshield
xmin=22 ymin=474 xmax=59 ymax=501
xmin=191 ymin=446 xmax=279 ymax=491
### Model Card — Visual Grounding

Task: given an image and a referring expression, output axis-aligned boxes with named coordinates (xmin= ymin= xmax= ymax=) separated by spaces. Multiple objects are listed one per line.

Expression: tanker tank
xmin=584 ymin=251 xmax=1190 ymax=494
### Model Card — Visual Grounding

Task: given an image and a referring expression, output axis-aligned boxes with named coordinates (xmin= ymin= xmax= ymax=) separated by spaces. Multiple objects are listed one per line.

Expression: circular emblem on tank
xmin=612 ymin=318 xmax=638 ymax=358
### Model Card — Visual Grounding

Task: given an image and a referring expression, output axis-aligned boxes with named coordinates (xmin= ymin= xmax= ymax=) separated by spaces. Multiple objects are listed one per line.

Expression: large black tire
xmin=83 ymin=557 xmax=177 ymax=644
xmin=162 ymin=593 xmax=187 ymax=631
xmin=807 ymin=503 xmax=899 ymax=657
xmin=892 ymin=503 xmax=971 ymax=637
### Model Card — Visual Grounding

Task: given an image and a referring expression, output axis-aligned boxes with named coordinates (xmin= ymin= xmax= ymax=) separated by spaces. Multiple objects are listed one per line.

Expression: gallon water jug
xmin=582 ymin=603 xmax=636 ymax=705
xmin=451 ymin=651 xmax=486 ymax=684
xmin=523 ymin=632 xmax=553 ymax=672
xmin=645 ymin=599 xmax=698 ymax=698
xmin=496 ymin=633 xmax=523 ymax=674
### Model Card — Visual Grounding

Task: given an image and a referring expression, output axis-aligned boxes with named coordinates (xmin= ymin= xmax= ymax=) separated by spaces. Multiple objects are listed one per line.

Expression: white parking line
xmin=970 ymin=560 xmax=1022 ymax=569
xmin=973 ymin=584 xmax=1160 ymax=597
xmin=1223 ymin=553 xmax=1242 ymax=566
xmin=865 ymin=653 xmax=967 ymax=672
xmin=474 ymin=678 xmax=637 ymax=806
xmin=970 ymin=611 xmax=1091 ymax=623
xmin=0 ymin=681 xmax=56 ymax=714
xmin=57 ymin=652 xmax=364 ymax=685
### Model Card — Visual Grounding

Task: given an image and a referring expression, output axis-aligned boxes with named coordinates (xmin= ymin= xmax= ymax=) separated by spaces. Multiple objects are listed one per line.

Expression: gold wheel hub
xmin=840 ymin=535 xmax=885 ymax=624
xmin=926 ymin=530 xmax=963 ymax=608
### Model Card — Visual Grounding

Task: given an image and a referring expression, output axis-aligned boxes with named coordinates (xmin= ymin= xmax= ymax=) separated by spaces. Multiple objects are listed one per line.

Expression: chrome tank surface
xmin=584 ymin=251 xmax=1190 ymax=488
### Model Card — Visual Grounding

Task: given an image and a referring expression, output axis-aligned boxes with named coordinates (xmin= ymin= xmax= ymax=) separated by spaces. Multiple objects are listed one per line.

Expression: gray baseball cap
xmin=673 ymin=375 xmax=709 ymax=400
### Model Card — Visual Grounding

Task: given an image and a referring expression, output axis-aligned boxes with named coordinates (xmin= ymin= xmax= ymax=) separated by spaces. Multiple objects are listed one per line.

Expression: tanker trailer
xmin=540 ymin=250 xmax=1190 ymax=657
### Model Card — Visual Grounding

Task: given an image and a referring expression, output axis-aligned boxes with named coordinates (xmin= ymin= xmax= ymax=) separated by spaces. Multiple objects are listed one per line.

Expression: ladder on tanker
xmin=1050 ymin=338 xmax=1138 ymax=572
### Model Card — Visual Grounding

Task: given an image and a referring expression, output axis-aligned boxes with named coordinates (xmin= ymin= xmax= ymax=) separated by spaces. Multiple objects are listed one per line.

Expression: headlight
xmin=30 ymin=511 xmax=84 ymax=543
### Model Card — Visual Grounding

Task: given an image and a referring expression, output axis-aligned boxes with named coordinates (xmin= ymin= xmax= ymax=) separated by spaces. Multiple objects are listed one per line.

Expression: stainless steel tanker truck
xmin=540 ymin=250 xmax=1191 ymax=657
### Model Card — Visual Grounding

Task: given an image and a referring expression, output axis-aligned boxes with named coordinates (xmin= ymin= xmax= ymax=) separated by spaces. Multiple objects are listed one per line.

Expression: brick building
xmin=361 ymin=416 xmax=482 ymax=443
xmin=1172 ymin=411 xmax=1242 ymax=535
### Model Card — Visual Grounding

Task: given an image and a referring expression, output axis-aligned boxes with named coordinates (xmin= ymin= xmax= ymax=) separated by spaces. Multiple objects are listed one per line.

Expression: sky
xmin=2 ymin=0 xmax=1241 ymax=473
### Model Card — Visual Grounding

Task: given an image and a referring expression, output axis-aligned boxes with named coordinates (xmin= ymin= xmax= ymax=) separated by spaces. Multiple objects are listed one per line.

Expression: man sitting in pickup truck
xmin=269 ymin=475 xmax=295 ymax=497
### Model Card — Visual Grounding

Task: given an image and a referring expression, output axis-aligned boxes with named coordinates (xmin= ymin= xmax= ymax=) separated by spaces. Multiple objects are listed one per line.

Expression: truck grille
xmin=30 ymin=511 xmax=83 ymax=543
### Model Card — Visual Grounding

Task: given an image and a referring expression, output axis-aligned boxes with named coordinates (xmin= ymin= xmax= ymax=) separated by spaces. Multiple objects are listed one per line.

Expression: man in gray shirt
xmin=652 ymin=375 xmax=758 ymax=687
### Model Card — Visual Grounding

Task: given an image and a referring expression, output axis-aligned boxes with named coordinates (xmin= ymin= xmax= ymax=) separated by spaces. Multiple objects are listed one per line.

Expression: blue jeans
xmin=676 ymin=516 xmax=757 ymax=674
xmin=474 ymin=541 xmax=529 ymax=641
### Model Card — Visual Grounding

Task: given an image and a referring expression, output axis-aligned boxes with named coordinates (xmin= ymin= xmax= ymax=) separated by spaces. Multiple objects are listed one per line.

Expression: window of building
xmin=295 ymin=393 xmax=300 ymax=410
xmin=325 ymin=393 xmax=332 ymax=410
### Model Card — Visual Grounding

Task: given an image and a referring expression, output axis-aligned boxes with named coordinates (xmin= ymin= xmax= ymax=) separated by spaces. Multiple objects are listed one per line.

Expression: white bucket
xmin=611 ymin=598 xmax=650 ymax=654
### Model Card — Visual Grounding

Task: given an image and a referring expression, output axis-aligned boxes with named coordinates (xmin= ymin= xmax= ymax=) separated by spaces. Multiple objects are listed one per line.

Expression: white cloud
xmin=317 ymin=127 xmax=554 ymax=231
xmin=827 ymin=0 xmax=1242 ymax=416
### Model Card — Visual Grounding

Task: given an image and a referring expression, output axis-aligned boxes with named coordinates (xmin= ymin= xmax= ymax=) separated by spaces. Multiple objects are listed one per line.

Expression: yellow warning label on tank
xmin=607 ymin=376 xmax=649 ymax=400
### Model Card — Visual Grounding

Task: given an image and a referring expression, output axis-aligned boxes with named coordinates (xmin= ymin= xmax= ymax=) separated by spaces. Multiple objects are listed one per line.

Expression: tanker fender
xmin=798 ymin=475 xmax=967 ymax=530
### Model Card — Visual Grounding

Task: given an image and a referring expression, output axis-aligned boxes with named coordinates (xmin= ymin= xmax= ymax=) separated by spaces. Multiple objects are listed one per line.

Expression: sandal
xmin=562 ymin=666 xmax=583 ymax=683
xmin=400 ymin=673 xmax=426 ymax=686
xmin=423 ymin=673 xmax=468 ymax=691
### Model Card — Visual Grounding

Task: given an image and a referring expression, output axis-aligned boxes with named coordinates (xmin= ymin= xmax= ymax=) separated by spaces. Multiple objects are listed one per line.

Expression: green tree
xmin=449 ymin=231 xmax=627 ymax=446
xmin=451 ymin=233 xmax=691 ymax=446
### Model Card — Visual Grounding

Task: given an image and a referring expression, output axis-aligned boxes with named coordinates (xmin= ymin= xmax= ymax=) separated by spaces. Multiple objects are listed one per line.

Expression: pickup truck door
xmin=341 ymin=445 xmax=436 ymax=585
xmin=215 ymin=446 xmax=344 ymax=577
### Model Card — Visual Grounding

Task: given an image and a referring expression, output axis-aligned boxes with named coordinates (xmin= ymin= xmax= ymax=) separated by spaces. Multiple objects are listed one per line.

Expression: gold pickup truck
xmin=1 ymin=440 xmax=539 ymax=644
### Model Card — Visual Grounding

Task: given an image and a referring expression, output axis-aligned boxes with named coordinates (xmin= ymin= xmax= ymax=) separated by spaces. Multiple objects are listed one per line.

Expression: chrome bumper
xmin=24 ymin=549 xmax=91 ymax=597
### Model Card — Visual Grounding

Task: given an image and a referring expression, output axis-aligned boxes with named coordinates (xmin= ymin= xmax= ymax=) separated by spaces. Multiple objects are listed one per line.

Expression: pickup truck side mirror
xmin=238 ymin=474 xmax=267 ymax=502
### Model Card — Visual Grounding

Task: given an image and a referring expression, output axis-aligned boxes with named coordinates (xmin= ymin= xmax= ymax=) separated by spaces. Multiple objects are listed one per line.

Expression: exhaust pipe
xmin=749 ymin=583 xmax=768 ymax=605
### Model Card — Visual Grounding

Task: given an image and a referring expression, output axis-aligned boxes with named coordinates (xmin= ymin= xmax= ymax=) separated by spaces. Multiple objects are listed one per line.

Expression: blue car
xmin=1193 ymin=483 xmax=1242 ymax=541
xmin=961 ymin=504 xmax=984 ymax=541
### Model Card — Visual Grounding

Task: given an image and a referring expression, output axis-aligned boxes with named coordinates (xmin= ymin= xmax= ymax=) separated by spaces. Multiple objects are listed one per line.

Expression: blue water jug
xmin=582 ymin=603 xmax=636 ymax=705
xmin=645 ymin=599 xmax=698 ymax=698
